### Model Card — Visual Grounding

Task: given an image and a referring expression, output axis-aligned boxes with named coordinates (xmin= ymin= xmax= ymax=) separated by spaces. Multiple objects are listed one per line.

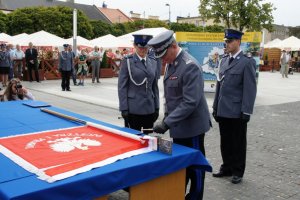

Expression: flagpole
xmin=73 ymin=8 xmax=77 ymax=56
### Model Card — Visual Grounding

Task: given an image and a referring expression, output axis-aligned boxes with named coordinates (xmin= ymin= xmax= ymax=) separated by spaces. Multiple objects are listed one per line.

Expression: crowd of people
xmin=0 ymin=41 xmax=132 ymax=92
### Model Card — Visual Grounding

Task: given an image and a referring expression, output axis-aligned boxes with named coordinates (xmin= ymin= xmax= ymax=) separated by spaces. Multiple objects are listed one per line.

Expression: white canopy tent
xmin=277 ymin=36 xmax=300 ymax=51
xmin=11 ymin=30 xmax=65 ymax=47
xmin=65 ymin=36 xmax=93 ymax=47
xmin=10 ymin=33 xmax=29 ymax=41
xmin=0 ymin=33 xmax=12 ymax=43
xmin=90 ymin=34 xmax=132 ymax=49
xmin=118 ymin=27 xmax=169 ymax=42
xmin=264 ymin=38 xmax=282 ymax=48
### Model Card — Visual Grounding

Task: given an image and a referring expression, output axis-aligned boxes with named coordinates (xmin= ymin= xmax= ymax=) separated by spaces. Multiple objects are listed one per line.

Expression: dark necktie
xmin=141 ymin=59 xmax=146 ymax=67
xmin=229 ymin=57 xmax=234 ymax=64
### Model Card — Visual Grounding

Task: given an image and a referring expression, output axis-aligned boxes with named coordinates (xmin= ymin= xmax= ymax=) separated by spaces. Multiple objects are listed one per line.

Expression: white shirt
xmin=14 ymin=50 xmax=25 ymax=59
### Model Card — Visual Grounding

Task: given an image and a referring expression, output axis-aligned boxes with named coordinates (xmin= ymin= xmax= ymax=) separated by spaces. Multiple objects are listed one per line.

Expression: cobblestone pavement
xmin=18 ymin=72 xmax=300 ymax=200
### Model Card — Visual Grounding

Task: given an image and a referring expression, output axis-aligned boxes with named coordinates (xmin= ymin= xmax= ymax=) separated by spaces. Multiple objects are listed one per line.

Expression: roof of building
xmin=0 ymin=0 xmax=110 ymax=23
xmin=98 ymin=7 xmax=132 ymax=23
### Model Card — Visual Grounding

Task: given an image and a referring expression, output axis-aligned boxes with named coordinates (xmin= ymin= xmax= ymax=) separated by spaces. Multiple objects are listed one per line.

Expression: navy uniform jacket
xmin=59 ymin=51 xmax=73 ymax=71
xmin=164 ymin=50 xmax=211 ymax=138
xmin=213 ymin=51 xmax=257 ymax=118
xmin=118 ymin=53 xmax=159 ymax=115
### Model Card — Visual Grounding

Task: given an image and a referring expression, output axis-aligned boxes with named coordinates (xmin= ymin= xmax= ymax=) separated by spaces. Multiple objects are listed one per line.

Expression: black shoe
xmin=66 ymin=89 xmax=71 ymax=91
xmin=62 ymin=89 xmax=65 ymax=91
xmin=231 ymin=176 xmax=242 ymax=184
xmin=212 ymin=171 xmax=232 ymax=177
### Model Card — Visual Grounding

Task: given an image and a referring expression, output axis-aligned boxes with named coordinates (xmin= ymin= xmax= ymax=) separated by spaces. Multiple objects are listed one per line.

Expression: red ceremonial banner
xmin=0 ymin=125 xmax=155 ymax=182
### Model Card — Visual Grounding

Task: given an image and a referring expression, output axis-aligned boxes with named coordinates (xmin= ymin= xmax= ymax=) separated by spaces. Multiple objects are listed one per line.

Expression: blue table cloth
xmin=0 ymin=100 xmax=212 ymax=200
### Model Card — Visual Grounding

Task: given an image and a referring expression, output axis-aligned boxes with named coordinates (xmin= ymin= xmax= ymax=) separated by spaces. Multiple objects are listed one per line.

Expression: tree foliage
xmin=199 ymin=0 xmax=275 ymax=32
xmin=7 ymin=6 xmax=93 ymax=38
xmin=0 ymin=11 xmax=8 ymax=32
xmin=289 ymin=27 xmax=300 ymax=38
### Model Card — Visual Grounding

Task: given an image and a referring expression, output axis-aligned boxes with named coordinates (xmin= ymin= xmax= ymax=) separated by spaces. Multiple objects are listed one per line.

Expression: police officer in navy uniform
xmin=59 ymin=44 xmax=73 ymax=91
xmin=149 ymin=30 xmax=211 ymax=200
xmin=118 ymin=34 xmax=160 ymax=133
xmin=212 ymin=29 xmax=257 ymax=184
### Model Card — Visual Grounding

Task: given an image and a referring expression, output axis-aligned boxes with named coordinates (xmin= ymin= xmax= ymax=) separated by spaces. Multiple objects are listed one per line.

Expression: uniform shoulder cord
xmin=126 ymin=58 xmax=148 ymax=87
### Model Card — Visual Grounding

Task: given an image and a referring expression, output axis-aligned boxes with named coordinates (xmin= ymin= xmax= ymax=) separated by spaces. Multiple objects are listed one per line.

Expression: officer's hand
xmin=153 ymin=109 xmax=159 ymax=122
xmin=153 ymin=121 xmax=169 ymax=134
xmin=212 ymin=110 xmax=219 ymax=123
xmin=121 ymin=110 xmax=129 ymax=121
xmin=241 ymin=113 xmax=250 ymax=123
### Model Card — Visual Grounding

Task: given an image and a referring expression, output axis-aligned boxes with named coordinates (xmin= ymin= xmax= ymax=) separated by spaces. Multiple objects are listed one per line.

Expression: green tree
xmin=101 ymin=51 xmax=108 ymax=68
xmin=289 ymin=27 xmax=300 ymax=38
xmin=199 ymin=0 xmax=275 ymax=32
xmin=7 ymin=6 xmax=93 ymax=38
xmin=90 ymin=20 xmax=113 ymax=38
xmin=0 ymin=11 xmax=8 ymax=33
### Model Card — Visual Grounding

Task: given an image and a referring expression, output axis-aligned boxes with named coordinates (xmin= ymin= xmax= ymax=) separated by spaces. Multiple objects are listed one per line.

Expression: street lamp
xmin=165 ymin=3 xmax=171 ymax=24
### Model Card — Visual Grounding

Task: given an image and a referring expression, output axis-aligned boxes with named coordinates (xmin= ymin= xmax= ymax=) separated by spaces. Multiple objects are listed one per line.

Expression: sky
xmin=74 ymin=0 xmax=299 ymax=27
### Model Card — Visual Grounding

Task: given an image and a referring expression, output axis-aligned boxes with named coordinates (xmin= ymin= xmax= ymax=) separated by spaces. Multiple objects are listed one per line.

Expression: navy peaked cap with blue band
xmin=147 ymin=30 xmax=175 ymax=58
xmin=224 ymin=29 xmax=244 ymax=40
xmin=133 ymin=34 xmax=153 ymax=47
xmin=63 ymin=44 xmax=69 ymax=48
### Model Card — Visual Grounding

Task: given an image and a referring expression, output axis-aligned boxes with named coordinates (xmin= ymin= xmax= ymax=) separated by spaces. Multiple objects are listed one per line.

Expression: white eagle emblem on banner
xmin=47 ymin=137 xmax=101 ymax=152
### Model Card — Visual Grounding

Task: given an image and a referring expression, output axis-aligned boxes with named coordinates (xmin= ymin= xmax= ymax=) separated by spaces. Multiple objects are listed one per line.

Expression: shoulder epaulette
xmin=148 ymin=55 xmax=156 ymax=60
xmin=244 ymin=53 xmax=252 ymax=58
xmin=182 ymin=55 xmax=193 ymax=65
xmin=124 ymin=55 xmax=133 ymax=59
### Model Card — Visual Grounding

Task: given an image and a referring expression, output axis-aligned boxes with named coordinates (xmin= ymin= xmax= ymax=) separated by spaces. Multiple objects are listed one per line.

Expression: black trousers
xmin=126 ymin=113 xmax=155 ymax=133
xmin=27 ymin=62 xmax=39 ymax=82
xmin=173 ymin=134 xmax=205 ymax=200
xmin=61 ymin=70 xmax=71 ymax=90
xmin=218 ymin=117 xmax=247 ymax=177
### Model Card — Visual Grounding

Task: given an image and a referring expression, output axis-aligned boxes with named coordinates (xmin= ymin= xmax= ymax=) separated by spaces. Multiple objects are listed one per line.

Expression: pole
xmin=166 ymin=3 xmax=171 ymax=25
xmin=73 ymin=8 xmax=77 ymax=56
xmin=168 ymin=5 xmax=171 ymax=24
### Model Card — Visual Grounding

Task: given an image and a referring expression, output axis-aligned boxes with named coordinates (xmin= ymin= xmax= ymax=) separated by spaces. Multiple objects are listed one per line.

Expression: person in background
xmin=59 ymin=44 xmax=73 ymax=91
xmin=148 ymin=30 xmax=211 ymax=200
xmin=99 ymin=47 xmax=104 ymax=62
xmin=113 ymin=49 xmax=123 ymax=73
xmin=212 ymin=29 xmax=257 ymax=184
xmin=68 ymin=45 xmax=78 ymax=85
xmin=77 ymin=49 xmax=88 ymax=86
xmin=106 ymin=48 xmax=115 ymax=59
xmin=90 ymin=46 xmax=101 ymax=83
xmin=1 ymin=78 xmax=34 ymax=101
xmin=13 ymin=44 xmax=25 ymax=80
xmin=0 ymin=44 xmax=11 ymax=88
xmin=121 ymin=48 xmax=129 ymax=57
xmin=280 ymin=50 xmax=289 ymax=78
xmin=7 ymin=44 xmax=15 ymax=80
xmin=25 ymin=42 xmax=39 ymax=82
xmin=118 ymin=34 xmax=159 ymax=133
